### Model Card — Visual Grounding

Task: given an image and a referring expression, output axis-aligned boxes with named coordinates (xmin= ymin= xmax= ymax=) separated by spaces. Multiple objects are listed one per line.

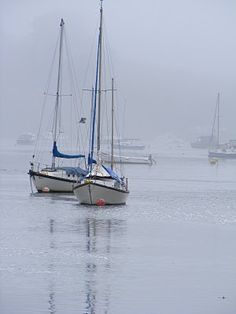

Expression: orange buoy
xmin=96 ymin=198 xmax=105 ymax=206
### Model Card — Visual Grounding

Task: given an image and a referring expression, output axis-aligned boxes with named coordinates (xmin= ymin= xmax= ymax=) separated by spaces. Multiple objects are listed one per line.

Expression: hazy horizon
xmin=1 ymin=0 xmax=236 ymax=142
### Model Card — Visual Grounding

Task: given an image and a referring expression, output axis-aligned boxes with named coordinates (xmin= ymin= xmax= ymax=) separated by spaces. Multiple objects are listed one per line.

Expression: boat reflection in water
xmin=45 ymin=211 xmax=126 ymax=313
xmin=84 ymin=216 xmax=126 ymax=313
xmin=48 ymin=219 xmax=56 ymax=314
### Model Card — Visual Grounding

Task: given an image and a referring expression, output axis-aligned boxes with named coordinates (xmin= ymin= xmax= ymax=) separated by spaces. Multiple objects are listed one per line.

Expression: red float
xmin=96 ymin=199 xmax=105 ymax=206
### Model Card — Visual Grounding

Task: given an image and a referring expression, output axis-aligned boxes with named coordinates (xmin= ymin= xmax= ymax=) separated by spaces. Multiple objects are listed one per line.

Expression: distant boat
xmin=113 ymin=138 xmax=145 ymax=151
xmin=191 ymin=135 xmax=216 ymax=149
xmin=101 ymin=152 xmax=156 ymax=165
xmin=208 ymin=149 xmax=236 ymax=159
xmin=208 ymin=141 xmax=236 ymax=159
xmin=101 ymin=137 xmax=154 ymax=164
xmin=73 ymin=2 xmax=129 ymax=205
xmin=28 ymin=19 xmax=87 ymax=192
xmin=208 ymin=93 xmax=236 ymax=159
xmin=16 ymin=133 xmax=35 ymax=145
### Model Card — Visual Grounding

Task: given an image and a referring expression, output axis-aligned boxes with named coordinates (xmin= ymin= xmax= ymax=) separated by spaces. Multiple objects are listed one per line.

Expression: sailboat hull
xmin=29 ymin=170 xmax=76 ymax=192
xmin=73 ymin=182 xmax=129 ymax=205
xmin=208 ymin=151 xmax=236 ymax=159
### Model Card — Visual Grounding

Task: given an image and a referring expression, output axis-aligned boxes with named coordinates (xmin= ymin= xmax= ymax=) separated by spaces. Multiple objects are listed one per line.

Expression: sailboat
xmin=73 ymin=2 xmax=129 ymax=205
xmin=28 ymin=19 xmax=87 ymax=192
xmin=208 ymin=93 xmax=236 ymax=159
xmin=101 ymin=151 xmax=156 ymax=165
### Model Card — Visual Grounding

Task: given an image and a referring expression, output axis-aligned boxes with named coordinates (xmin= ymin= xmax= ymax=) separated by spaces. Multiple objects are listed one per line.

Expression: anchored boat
xmin=73 ymin=1 xmax=129 ymax=205
xmin=29 ymin=19 xmax=87 ymax=192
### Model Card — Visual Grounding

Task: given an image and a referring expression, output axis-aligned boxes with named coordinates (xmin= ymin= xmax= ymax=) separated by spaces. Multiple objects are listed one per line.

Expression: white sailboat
xmin=208 ymin=93 xmax=236 ymax=160
xmin=113 ymin=138 xmax=145 ymax=150
xmin=73 ymin=2 xmax=129 ymax=205
xmin=29 ymin=19 xmax=87 ymax=192
xmin=101 ymin=152 xmax=155 ymax=165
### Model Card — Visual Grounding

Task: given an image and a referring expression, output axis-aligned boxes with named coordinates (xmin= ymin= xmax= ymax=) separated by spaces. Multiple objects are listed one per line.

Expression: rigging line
xmin=61 ymin=30 xmax=87 ymax=164
xmin=103 ymin=20 xmax=116 ymax=80
xmin=79 ymin=28 xmax=100 ymax=157
xmin=103 ymin=90 xmax=109 ymax=151
xmin=64 ymin=28 xmax=83 ymax=104
xmin=100 ymin=24 xmax=112 ymax=96
xmin=88 ymin=87 xmax=95 ymax=162
xmin=58 ymin=74 xmax=63 ymax=139
xmin=80 ymin=92 xmax=90 ymax=153
xmin=211 ymin=93 xmax=219 ymax=145
xmin=102 ymin=42 xmax=108 ymax=97
xmin=81 ymin=18 xmax=100 ymax=106
xmin=58 ymin=40 xmax=65 ymax=139
xmin=104 ymin=21 xmax=128 ymax=130
xmin=114 ymin=97 xmax=125 ymax=174
xmin=101 ymin=38 xmax=112 ymax=150
xmin=69 ymin=94 xmax=73 ymax=155
xmin=105 ymin=89 xmax=111 ymax=150
xmin=217 ymin=92 xmax=220 ymax=146
xmin=81 ymin=85 xmax=96 ymax=152
xmin=64 ymin=28 xmax=83 ymax=117
xmin=101 ymin=17 xmax=124 ymax=173
xmin=66 ymin=38 xmax=88 ymax=156
xmin=33 ymin=34 xmax=60 ymax=157
xmin=103 ymin=20 xmax=126 ymax=147
xmin=43 ymin=35 xmax=60 ymax=94
xmin=64 ymin=29 xmax=86 ymax=154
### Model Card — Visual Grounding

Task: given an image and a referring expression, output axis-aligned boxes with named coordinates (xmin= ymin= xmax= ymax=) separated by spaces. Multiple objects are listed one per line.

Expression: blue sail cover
xmin=88 ymin=154 xmax=97 ymax=165
xmin=53 ymin=141 xmax=85 ymax=159
xmin=102 ymin=165 xmax=122 ymax=183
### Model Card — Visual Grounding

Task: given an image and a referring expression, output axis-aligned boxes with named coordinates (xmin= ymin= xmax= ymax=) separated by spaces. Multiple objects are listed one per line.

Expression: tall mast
xmin=217 ymin=92 xmax=220 ymax=147
xmin=111 ymin=78 xmax=114 ymax=170
xmin=52 ymin=18 xmax=64 ymax=169
xmin=97 ymin=0 xmax=103 ymax=158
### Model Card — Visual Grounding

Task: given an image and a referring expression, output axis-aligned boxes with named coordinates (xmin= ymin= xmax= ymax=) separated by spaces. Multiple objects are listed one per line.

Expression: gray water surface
xmin=0 ymin=140 xmax=236 ymax=314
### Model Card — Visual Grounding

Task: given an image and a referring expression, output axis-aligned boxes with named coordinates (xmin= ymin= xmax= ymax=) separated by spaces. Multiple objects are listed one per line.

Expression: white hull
xmin=29 ymin=171 xmax=76 ymax=192
xmin=208 ymin=150 xmax=236 ymax=159
xmin=73 ymin=182 xmax=129 ymax=205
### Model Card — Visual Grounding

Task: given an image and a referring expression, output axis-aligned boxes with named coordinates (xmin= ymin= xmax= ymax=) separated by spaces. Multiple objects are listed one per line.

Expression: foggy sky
xmin=1 ymin=0 xmax=236 ymax=141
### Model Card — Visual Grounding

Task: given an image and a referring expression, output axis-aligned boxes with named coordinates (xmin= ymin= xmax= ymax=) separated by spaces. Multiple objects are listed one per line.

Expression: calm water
xmin=0 ymin=140 xmax=236 ymax=314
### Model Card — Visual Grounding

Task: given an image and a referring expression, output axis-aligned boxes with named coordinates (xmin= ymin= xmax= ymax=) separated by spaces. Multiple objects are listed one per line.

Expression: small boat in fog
xmin=101 ymin=152 xmax=156 ymax=165
xmin=101 ymin=137 xmax=155 ymax=165
xmin=16 ymin=133 xmax=35 ymax=145
xmin=208 ymin=93 xmax=236 ymax=159
xmin=113 ymin=138 xmax=145 ymax=151
xmin=191 ymin=135 xmax=216 ymax=149
xmin=208 ymin=151 xmax=236 ymax=159
xmin=28 ymin=19 xmax=87 ymax=192
xmin=208 ymin=144 xmax=236 ymax=159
